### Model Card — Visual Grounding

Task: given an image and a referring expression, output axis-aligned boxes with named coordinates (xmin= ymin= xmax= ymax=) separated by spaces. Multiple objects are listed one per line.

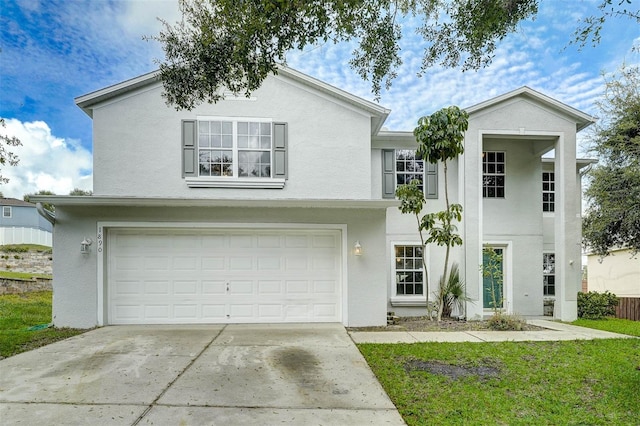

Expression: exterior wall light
xmin=81 ymin=237 xmax=93 ymax=254
xmin=354 ymin=240 xmax=363 ymax=256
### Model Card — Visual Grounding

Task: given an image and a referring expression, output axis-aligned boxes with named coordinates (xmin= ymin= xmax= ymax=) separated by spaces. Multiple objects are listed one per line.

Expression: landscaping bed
xmin=349 ymin=315 xmax=546 ymax=332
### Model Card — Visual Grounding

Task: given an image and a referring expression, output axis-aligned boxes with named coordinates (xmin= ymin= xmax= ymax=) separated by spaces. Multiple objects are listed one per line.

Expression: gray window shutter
xmin=182 ymin=120 xmax=197 ymax=177
xmin=382 ymin=149 xmax=395 ymax=199
xmin=425 ymin=162 xmax=438 ymax=199
xmin=273 ymin=122 xmax=287 ymax=179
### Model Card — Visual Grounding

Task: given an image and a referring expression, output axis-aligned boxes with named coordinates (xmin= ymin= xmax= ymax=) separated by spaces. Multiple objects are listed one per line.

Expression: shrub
xmin=578 ymin=291 xmax=618 ymax=319
xmin=487 ymin=312 xmax=526 ymax=331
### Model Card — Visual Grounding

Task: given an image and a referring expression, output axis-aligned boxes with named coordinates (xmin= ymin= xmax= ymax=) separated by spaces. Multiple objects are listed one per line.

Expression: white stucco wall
xmin=51 ymin=205 xmax=388 ymax=328
xmin=91 ymin=75 xmax=373 ymax=200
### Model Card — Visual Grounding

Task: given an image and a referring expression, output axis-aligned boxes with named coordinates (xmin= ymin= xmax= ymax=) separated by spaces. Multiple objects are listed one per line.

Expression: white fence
xmin=0 ymin=227 xmax=52 ymax=246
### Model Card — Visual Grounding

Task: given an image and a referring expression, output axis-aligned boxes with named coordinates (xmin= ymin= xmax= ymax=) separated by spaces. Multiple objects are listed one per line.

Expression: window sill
xmin=185 ymin=178 xmax=286 ymax=189
xmin=390 ymin=296 xmax=427 ymax=307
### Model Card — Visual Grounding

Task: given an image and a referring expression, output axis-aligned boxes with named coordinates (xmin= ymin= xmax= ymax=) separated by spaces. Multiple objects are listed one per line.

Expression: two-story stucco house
xmin=35 ymin=67 xmax=594 ymax=328
xmin=0 ymin=198 xmax=53 ymax=246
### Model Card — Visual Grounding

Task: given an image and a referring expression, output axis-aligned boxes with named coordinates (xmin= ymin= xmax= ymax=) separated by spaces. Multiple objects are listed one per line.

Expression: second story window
xmin=381 ymin=149 xmax=437 ymax=199
xmin=198 ymin=120 xmax=272 ymax=178
xmin=396 ymin=150 xmax=424 ymax=191
xmin=483 ymin=151 xmax=505 ymax=198
xmin=542 ymin=172 xmax=555 ymax=212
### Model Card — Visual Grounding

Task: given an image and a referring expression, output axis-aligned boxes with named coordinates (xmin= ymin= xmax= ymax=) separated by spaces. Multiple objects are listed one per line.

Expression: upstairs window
xmin=396 ymin=150 xmax=424 ymax=191
xmin=198 ymin=120 xmax=272 ymax=178
xmin=483 ymin=151 xmax=505 ymax=198
xmin=542 ymin=172 xmax=555 ymax=212
xmin=182 ymin=118 xmax=287 ymax=188
xmin=382 ymin=149 xmax=437 ymax=199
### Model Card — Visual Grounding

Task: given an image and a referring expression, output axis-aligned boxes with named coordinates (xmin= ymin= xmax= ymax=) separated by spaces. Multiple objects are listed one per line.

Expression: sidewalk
xmin=349 ymin=319 xmax=636 ymax=344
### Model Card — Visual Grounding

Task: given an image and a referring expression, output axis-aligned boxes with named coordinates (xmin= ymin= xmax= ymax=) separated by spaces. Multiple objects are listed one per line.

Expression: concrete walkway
xmin=349 ymin=319 xmax=636 ymax=343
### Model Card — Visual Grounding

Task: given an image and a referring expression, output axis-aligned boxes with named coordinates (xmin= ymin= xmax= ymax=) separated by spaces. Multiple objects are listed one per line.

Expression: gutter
xmin=36 ymin=203 xmax=56 ymax=225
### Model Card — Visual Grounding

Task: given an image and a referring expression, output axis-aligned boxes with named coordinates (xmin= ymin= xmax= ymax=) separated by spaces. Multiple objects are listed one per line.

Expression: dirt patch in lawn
xmin=348 ymin=316 xmax=546 ymax=332
xmin=404 ymin=359 xmax=501 ymax=380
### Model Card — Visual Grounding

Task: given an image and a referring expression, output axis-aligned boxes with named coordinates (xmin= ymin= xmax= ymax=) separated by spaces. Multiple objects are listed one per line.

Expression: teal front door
xmin=483 ymin=247 xmax=504 ymax=309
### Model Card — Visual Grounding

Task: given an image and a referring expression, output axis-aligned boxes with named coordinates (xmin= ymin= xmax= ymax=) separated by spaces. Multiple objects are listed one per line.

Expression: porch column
xmin=555 ymin=133 xmax=581 ymax=321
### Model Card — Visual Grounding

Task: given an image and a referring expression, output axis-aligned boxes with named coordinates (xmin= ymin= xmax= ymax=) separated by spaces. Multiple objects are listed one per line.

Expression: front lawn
xmin=572 ymin=317 xmax=640 ymax=337
xmin=0 ymin=271 xmax=52 ymax=280
xmin=0 ymin=291 xmax=86 ymax=359
xmin=359 ymin=339 xmax=640 ymax=425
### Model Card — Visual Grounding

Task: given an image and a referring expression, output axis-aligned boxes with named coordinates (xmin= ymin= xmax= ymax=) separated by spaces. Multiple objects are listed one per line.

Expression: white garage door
xmin=107 ymin=228 xmax=342 ymax=324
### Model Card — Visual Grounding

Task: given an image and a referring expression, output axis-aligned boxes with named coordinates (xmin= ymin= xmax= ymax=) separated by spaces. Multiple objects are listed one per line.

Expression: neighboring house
xmin=34 ymin=67 xmax=594 ymax=328
xmin=587 ymin=249 xmax=640 ymax=297
xmin=0 ymin=198 xmax=53 ymax=246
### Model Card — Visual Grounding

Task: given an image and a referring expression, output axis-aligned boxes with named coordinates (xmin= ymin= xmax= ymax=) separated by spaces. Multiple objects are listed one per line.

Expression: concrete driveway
xmin=0 ymin=324 xmax=404 ymax=425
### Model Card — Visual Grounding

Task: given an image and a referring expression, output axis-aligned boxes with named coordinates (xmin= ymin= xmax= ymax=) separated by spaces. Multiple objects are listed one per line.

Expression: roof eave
xmin=74 ymin=70 xmax=161 ymax=117
xmin=30 ymin=196 xmax=399 ymax=209
xmin=73 ymin=66 xmax=391 ymax=131
xmin=465 ymin=86 xmax=597 ymax=132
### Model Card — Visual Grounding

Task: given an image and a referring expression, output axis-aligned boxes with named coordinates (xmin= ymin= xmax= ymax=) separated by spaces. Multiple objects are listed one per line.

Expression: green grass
xmin=0 ymin=244 xmax=51 ymax=253
xmin=359 ymin=339 xmax=640 ymax=425
xmin=0 ymin=291 xmax=86 ymax=359
xmin=0 ymin=271 xmax=52 ymax=280
xmin=572 ymin=317 xmax=640 ymax=337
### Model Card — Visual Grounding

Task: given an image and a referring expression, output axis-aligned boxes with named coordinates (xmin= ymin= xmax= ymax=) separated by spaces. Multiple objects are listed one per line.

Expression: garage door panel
xmin=145 ymin=304 xmax=170 ymax=320
xmin=257 ymin=257 xmax=281 ymax=270
xmin=173 ymin=257 xmax=198 ymax=270
xmin=114 ymin=256 xmax=141 ymax=271
xmin=314 ymin=280 xmax=338 ymax=293
xmin=144 ymin=280 xmax=170 ymax=295
xmin=202 ymin=304 xmax=226 ymax=320
xmin=201 ymin=257 xmax=225 ymax=270
xmin=173 ymin=304 xmax=198 ymax=320
xmin=285 ymin=256 xmax=308 ymax=269
xmin=114 ymin=280 xmax=142 ymax=295
xmin=257 ymin=235 xmax=281 ymax=248
xmin=230 ymin=234 xmax=252 ymax=248
xmin=258 ymin=304 xmax=283 ymax=319
xmin=108 ymin=228 xmax=342 ymax=324
xmin=174 ymin=280 xmax=197 ymax=295
xmin=229 ymin=257 xmax=253 ymax=270
xmin=258 ymin=281 xmax=282 ymax=294
xmin=202 ymin=280 xmax=226 ymax=295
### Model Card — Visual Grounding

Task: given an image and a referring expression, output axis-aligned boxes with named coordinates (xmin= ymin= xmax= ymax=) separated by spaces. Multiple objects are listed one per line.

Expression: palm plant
xmin=438 ymin=263 xmax=470 ymax=319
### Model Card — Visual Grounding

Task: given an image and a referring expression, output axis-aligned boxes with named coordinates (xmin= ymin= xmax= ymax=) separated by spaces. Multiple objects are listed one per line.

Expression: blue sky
xmin=0 ymin=0 xmax=638 ymax=198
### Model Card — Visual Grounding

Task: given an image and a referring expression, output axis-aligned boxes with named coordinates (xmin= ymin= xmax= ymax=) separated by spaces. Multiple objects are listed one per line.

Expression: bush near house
xmin=577 ymin=291 xmax=619 ymax=320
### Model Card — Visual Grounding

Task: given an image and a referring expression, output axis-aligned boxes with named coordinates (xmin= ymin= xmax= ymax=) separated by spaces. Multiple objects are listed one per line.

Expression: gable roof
xmin=75 ymin=66 xmax=391 ymax=134
xmin=465 ymin=86 xmax=596 ymax=131
xmin=0 ymin=198 xmax=35 ymax=207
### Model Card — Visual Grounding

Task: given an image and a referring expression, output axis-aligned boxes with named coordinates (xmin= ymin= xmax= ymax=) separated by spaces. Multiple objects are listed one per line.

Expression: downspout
xmin=579 ymin=163 xmax=594 ymax=177
xmin=36 ymin=202 xmax=56 ymax=225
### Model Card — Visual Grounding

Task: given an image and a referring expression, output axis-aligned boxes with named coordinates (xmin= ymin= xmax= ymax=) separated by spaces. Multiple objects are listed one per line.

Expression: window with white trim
xmin=394 ymin=245 xmax=424 ymax=296
xmin=542 ymin=172 xmax=555 ymax=212
xmin=396 ymin=150 xmax=424 ymax=191
xmin=543 ymin=253 xmax=555 ymax=296
xmin=183 ymin=118 xmax=287 ymax=188
xmin=483 ymin=151 xmax=505 ymax=198
xmin=2 ymin=206 xmax=11 ymax=218
xmin=198 ymin=120 xmax=272 ymax=178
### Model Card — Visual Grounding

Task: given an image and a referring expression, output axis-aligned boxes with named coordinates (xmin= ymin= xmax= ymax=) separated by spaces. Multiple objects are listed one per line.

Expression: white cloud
xmin=121 ymin=0 xmax=181 ymax=36
xmin=1 ymin=118 xmax=92 ymax=199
